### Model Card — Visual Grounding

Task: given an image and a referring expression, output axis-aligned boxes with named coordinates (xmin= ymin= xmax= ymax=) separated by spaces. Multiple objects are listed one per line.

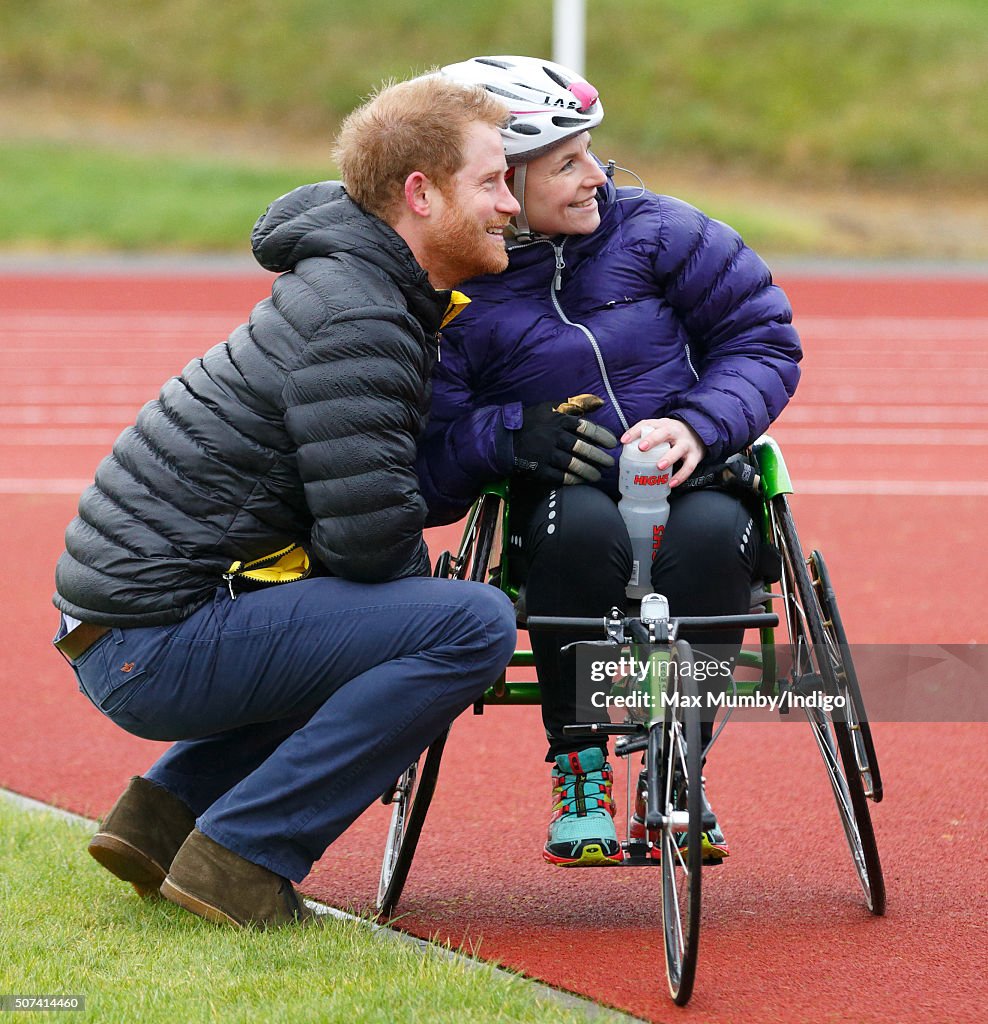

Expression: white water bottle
xmin=618 ymin=430 xmax=672 ymax=600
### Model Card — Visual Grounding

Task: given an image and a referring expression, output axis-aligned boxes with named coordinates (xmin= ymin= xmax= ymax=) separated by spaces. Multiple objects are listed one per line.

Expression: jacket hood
xmin=251 ymin=181 xmax=449 ymax=330
xmin=251 ymin=182 xmax=428 ymax=282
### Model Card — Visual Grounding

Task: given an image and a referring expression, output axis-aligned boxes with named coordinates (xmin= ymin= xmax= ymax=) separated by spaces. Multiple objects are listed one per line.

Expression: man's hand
xmin=621 ymin=417 xmax=707 ymax=487
xmin=512 ymin=396 xmax=618 ymax=485
xmin=553 ymin=393 xmax=606 ymax=417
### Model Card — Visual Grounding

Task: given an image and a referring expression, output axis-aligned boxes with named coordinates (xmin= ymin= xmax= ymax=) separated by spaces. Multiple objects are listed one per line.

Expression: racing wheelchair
xmin=376 ymin=435 xmax=885 ymax=1006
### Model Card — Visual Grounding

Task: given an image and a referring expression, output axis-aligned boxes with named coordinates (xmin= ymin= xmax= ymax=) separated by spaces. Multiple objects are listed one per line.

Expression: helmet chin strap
xmin=504 ymin=163 xmax=538 ymax=245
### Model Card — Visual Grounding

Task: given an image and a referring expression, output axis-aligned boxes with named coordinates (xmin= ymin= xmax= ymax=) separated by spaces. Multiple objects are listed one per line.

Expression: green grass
xmin=2 ymin=0 xmax=986 ymax=186
xmin=593 ymin=0 xmax=988 ymax=186
xmin=0 ymin=139 xmax=828 ymax=255
xmin=0 ymin=798 xmax=622 ymax=1024
xmin=1 ymin=0 xmax=986 ymax=255
xmin=0 ymin=141 xmax=327 ymax=252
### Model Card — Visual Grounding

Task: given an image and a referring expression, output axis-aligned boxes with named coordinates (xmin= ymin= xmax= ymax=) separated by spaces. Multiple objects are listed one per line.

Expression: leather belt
xmin=55 ymin=622 xmax=111 ymax=662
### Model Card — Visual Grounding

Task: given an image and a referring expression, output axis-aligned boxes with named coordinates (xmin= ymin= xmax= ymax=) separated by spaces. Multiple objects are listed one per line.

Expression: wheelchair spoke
xmin=672 ymin=833 xmax=689 ymax=874
xmin=809 ymin=716 xmax=850 ymax=811
xmin=675 ymin=734 xmax=690 ymax=781
xmin=664 ymin=835 xmax=686 ymax=955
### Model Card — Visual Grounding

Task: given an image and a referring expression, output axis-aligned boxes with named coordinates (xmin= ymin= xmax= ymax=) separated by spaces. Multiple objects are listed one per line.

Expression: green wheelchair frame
xmin=377 ymin=435 xmax=885 ymax=1005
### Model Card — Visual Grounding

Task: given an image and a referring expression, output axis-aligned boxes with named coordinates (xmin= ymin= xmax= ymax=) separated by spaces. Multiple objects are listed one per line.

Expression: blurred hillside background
xmin=1 ymin=0 xmax=986 ymax=259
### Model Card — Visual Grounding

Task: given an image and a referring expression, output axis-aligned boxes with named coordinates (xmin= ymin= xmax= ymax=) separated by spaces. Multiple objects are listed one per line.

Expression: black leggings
xmin=510 ymin=484 xmax=764 ymax=761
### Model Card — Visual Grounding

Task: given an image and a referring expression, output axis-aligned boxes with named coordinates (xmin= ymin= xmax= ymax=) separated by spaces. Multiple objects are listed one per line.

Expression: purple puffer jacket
xmin=416 ymin=179 xmax=802 ymax=525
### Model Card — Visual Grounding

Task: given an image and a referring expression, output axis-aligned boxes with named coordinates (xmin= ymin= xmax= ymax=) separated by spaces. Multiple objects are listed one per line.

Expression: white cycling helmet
xmin=440 ymin=55 xmax=604 ymax=165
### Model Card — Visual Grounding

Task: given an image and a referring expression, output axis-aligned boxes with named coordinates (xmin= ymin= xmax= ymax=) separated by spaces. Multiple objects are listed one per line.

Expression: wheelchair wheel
xmin=810 ymin=551 xmax=883 ymax=803
xmin=654 ymin=639 xmax=703 ymax=1005
xmin=770 ymin=495 xmax=886 ymax=915
xmin=461 ymin=491 xmax=503 ymax=585
xmin=375 ymin=492 xmax=504 ymax=916
xmin=377 ymin=728 xmax=448 ymax=916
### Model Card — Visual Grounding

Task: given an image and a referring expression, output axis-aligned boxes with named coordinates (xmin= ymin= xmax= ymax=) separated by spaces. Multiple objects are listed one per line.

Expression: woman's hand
xmin=620 ymin=418 xmax=707 ymax=487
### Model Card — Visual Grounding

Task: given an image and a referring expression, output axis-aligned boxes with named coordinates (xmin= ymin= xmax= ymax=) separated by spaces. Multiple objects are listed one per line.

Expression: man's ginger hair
xmin=333 ymin=75 xmax=510 ymax=223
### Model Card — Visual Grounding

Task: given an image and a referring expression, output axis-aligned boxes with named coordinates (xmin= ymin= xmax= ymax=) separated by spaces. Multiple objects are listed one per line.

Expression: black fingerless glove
xmin=511 ymin=399 xmax=618 ymax=485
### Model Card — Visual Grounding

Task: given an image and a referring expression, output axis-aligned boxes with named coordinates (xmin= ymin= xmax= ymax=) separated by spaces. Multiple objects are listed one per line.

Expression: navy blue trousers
xmin=63 ymin=577 xmax=516 ymax=881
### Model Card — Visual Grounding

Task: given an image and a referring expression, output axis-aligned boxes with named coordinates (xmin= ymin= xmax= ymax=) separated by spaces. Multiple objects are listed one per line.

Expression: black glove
xmin=511 ymin=395 xmax=618 ymax=485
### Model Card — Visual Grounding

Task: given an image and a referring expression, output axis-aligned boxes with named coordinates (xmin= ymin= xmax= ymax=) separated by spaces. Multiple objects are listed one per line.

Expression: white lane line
xmin=805 ymin=356 xmax=988 ymax=370
xmin=778 ymin=406 xmax=988 ymax=424
xmin=4 ymin=312 xmax=985 ymax=339
xmin=796 ymin=316 xmax=988 ymax=341
xmin=0 ymin=479 xmax=93 ymax=494
xmin=0 ymin=407 xmax=144 ymax=425
xmin=4 ymin=387 xmax=154 ymax=404
xmin=6 ymin=368 xmax=987 ymax=392
xmin=792 ymin=368 xmax=988 ymax=384
xmin=7 ymin=404 xmax=985 ymax=428
xmin=5 ymin=426 xmax=988 ymax=448
xmin=0 ymin=429 xmax=122 ymax=445
xmin=3 ymin=477 xmax=987 ymax=497
xmin=793 ymin=480 xmax=988 ymax=496
xmin=38 ymin=382 xmax=988 ymax=405
xmin=5 ymin=403 xmax=978 ymax=428
xmin=767 ymin=427 xmax=988 ymax=445
xmin=3 ymin=369 xmax=187 ymax=386
xmin=1 ymin=313 xmax=236 ymax=331
xmin=9 ymin=386 xmax=984 ymax=407
xmin=4 ymin=349 xmax=206 ymax=359
xmin=784 ymin=388 xmax=988 ymax=405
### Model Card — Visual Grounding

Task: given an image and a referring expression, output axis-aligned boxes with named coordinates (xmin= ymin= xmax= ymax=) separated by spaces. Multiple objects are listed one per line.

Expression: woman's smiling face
xmin=521 ymin=132 xmax=608 ymax=237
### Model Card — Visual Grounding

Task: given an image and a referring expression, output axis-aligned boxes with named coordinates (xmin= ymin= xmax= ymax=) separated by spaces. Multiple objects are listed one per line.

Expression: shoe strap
xmin=553 ymin=748 xmax=607 ymax=774
xmin=551 ymin=766 xmax=616 ymax=819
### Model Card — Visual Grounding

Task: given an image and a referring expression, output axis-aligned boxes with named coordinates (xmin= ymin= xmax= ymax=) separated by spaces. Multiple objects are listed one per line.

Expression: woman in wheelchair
xmin=416 ymin=56 xmax=802 ymax=867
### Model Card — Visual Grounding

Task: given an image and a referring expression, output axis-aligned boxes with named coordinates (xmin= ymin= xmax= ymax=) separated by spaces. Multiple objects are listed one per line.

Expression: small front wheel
xmin=654 ymin=639 xmax=703 ymax=1005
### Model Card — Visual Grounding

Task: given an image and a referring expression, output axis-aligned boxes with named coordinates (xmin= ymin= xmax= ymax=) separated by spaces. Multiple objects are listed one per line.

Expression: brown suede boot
xmin=88 ymin=776 xmax=197 ymax=898
xmin=160 ymin=829 xmax=313 ymax=928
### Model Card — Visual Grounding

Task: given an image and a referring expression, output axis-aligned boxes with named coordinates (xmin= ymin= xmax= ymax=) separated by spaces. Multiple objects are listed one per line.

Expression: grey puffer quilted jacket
xmin=54 ymin=182 xmax=444 ymax=627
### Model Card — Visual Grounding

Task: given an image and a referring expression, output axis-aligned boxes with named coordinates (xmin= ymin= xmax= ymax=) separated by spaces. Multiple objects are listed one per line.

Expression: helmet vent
xmin=484 ymin=84 xmax=529 ymax=102
xmin=476 ymin=58 xmax=512 ymax=69
xmin=542 ymin=66 xmax=571 ymax=89
xmin=511 ymin=123 xmax=541 ymax=136
xmin=551 ymin=116 xmax=587 ymax=128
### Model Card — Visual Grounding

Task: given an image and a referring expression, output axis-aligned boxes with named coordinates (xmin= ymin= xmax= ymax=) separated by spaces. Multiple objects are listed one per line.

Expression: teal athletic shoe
xmin=628 ymin=815 xmax=730 ymax=863
xmin=693 ymin=783 xmax=730 ymax=863
xmin=628 ymin=771 xmax=730 ymax=863
xmin=543 ymin=748 xmax=623 ymax=867
xmin=682 ymin=823 xmax=730 ymax=863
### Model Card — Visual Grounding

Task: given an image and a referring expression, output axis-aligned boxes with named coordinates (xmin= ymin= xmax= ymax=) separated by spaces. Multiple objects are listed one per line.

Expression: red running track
xmin=2 ymin=268 xmax=986 ymax=1022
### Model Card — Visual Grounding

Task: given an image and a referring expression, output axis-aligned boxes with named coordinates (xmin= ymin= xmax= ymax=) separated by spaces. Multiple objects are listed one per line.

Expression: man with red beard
xmin=52 ymin=76 xmax=519 ymax=929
